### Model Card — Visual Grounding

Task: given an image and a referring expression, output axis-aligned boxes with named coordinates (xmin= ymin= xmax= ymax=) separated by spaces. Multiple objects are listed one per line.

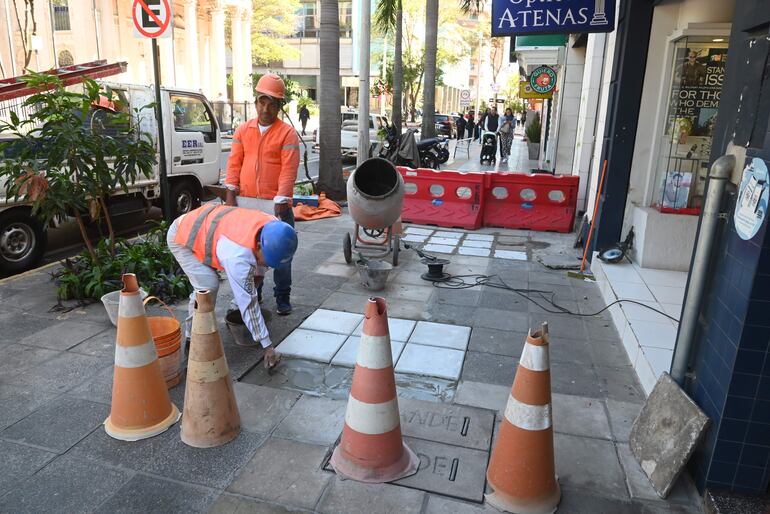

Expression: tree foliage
xmin=0 ymin=73 xmax=156 ymax=260
xmin=250 ymin=0 xmax=301 ymax=66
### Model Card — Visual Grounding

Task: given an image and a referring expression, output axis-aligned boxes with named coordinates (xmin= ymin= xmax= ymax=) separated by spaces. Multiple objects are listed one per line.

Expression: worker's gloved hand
xmin=225 ymin=189 xmax=238 ymax=207
xmin=274 ymin=201 xmax=290 ymax=217
xmin=264 ymin=346 xmax=281 ymax=369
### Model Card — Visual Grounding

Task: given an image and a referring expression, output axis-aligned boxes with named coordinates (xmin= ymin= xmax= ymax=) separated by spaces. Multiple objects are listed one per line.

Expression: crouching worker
xmin=167 ymin=204 xmax=298 ymax=368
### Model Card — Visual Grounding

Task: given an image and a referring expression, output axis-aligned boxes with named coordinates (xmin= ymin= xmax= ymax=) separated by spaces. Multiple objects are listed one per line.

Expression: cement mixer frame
xmin=343 ymin=224 xmax=400 ymax=266
xmin=343 ymin=158 xmax=405 ymax=267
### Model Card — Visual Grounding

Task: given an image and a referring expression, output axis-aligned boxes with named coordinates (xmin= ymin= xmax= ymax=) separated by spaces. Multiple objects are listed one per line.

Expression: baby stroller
xmin=480 ymin=131 xmax=497 ymax=165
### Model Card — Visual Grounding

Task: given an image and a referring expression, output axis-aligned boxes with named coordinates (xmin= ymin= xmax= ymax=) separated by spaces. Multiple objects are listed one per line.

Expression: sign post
xmin=133 ymin=0 xmax=173 ymax=222
xmin=460 ymin=89 xmax=472 ymax=109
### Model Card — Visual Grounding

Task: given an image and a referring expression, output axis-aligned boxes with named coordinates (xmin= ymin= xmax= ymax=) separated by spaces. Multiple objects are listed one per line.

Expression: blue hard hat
xmin=260 ymin=221 xmax=298 ymax=268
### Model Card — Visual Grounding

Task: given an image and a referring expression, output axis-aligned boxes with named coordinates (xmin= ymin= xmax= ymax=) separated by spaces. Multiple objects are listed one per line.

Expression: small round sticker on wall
xmin=734 ymin=157 xmax=769 ymax=241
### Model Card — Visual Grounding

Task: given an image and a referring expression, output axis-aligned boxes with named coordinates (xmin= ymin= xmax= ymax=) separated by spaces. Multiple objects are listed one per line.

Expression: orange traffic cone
xmin=486 ymin=323 xmax=561 ymax=514
xmin=180 ymin=290 xmax=241 ymax=448
xmin=330 ymin=297 xmax=419 ymax=483
xmin=104 ymin=274 xmax=181 ymax=441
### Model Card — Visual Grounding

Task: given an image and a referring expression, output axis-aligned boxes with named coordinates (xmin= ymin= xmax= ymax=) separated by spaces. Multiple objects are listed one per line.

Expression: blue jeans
xmin=273 ymin=207 xmax=294 ymax=298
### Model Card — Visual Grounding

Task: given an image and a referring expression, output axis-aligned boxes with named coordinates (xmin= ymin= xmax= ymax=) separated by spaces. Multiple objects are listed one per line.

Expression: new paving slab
xmin=396 ymin=344 xmax=466 ymax=380
xmin=408 ymin=321 xmax=471 ymax=350
xmin=332 ymin=336 xmax=405 ymax=367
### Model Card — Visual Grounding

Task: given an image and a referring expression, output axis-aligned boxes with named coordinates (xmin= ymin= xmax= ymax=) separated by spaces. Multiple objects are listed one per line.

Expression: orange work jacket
xmin=225 ymin=118 xmax=300 ymax=199
xmin=174 ymin=204 xmax=276 ymax=270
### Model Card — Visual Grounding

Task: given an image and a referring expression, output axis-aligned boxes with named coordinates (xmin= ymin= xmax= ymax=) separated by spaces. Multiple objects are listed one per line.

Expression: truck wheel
xmin=0 ymin=210 xmax=47 ymax=274
xmin=169 ymin=179 xmax=201 ymax=218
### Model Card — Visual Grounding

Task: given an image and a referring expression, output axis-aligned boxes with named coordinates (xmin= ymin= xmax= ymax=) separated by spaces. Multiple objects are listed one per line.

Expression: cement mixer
xmin=343 ymin=157 xmax=405 ymax=266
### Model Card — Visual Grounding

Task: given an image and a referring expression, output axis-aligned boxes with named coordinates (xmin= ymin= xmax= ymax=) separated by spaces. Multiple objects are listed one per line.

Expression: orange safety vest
xmin=174 ymin=205 xmax=276 ymax=270
xmin=224 ymin=118 xmax=300 ymax=199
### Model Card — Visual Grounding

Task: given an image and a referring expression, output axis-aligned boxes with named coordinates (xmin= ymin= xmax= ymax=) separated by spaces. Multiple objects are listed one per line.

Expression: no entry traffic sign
xmin=133 ymin=0 xmax=172 ymax=39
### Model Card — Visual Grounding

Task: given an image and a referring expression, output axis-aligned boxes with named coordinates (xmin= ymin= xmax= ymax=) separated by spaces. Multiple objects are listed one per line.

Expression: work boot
xmin=276 ymin=296 xmax=292 ymax=315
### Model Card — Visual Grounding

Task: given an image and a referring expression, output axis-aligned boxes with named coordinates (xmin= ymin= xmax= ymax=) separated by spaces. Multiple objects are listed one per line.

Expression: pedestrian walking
xmin=299 ymin=104 xmax=310 ymax=136
xmin=499 ymin=107 xmax=515 ymax=159
xmin=168 ymin=204 xmax=298 ymax=367
xmin=466 ymin=111 xmax=475 ymax=140
xmin=477 ymin=108 xmax=490 ymax=141
xmin=225 ymin=73 xmax=300 ymax=315
xmin=456 ymin=113 xmax=466 ymax=140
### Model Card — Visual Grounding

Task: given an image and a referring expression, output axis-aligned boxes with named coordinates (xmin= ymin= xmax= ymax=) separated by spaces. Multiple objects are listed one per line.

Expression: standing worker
xmin=168 ymin=204 xmax=298 ymax=368
xmin=225 ymin=73 xmax=300 ymax=315
xmin=299 ymin=103 xmax=311 ymax=136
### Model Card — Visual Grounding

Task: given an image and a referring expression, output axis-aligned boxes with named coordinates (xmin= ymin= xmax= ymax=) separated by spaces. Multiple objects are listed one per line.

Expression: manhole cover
xmin=399 ymin=397 xmax=495 ymax=451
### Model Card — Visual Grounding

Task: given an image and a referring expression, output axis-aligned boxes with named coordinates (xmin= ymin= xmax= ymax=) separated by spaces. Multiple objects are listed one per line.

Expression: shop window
xmin=53 ymin=0 xmax=71 ymax=31
xmin=652 ymin=37 xmax=728 ymax=214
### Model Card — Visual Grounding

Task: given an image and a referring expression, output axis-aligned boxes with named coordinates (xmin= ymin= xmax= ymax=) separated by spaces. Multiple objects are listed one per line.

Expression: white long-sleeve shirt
xmin=216 ymin=235 xmax=271 ymax=348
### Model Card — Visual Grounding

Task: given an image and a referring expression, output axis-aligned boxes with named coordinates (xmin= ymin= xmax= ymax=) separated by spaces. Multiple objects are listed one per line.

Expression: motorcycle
xmin=377 ymin=122 xmax=445 ymax=170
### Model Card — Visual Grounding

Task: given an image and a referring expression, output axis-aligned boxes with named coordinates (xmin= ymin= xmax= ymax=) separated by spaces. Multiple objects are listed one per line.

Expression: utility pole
xmin=357 ymin=0 xmax=371 ymax=167
xmin=475 ymin=32 xmax=483 ymax=115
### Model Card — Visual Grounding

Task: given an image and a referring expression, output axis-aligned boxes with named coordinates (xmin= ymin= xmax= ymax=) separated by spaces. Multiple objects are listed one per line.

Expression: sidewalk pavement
xmin=0 ymin=211 xmax=704 ymax=513
xmin=446 ymin=132 xmax=539 ymax=173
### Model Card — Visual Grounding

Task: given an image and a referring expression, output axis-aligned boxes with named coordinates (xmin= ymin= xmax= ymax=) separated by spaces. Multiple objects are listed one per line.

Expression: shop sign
xmin=133 ymin=0 xmax=172 ymax=39
xmin=519 ymin=81 xmax=552 ymax=99
xmin=530 ymin=66 xmax=557 ymax=94
xmin=492 ymin=0 xmax=615 ymax=37
xmin=460 ymin=89 xmax=472 ymax=107
xmin=734 ymin=158 xmax=769 ymax=241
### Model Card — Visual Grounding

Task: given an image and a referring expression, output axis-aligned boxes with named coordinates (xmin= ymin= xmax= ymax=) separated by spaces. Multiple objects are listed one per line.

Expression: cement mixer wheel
xmin=343 ymin=232 xmax=353 ymax=264
xmin=392 ymin=235 xmax=400 ymax=266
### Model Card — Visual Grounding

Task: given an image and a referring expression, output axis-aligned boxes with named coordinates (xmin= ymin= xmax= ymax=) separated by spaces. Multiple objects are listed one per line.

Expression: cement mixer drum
xmin=346 ymin=158 xmax=404 ymax=230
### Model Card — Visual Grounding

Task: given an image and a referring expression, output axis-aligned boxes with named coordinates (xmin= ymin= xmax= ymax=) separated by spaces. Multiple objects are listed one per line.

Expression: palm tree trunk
xmin=317 ymin=0 xmax=345 ymax=200
xmin=421 ymin=0 xmax=438 ymax=138
xmin=392 ymin=2 xmax=403 ymax=136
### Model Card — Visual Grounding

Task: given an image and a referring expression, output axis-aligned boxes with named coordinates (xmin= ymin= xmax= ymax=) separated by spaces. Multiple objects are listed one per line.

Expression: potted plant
xmin=525 ymin=112 xmax=542 ymax=160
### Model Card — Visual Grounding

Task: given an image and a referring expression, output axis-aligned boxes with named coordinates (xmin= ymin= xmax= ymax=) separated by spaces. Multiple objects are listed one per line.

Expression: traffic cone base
xmin=105 ymin=274 xmax=180 ymax=441
xmin=485 ymin=327 xmax=560 ymax=514
xmin=330 ymin=297 xmax=419 ymax=483
xmin=180 ymin=291 xmax=241 ymax=448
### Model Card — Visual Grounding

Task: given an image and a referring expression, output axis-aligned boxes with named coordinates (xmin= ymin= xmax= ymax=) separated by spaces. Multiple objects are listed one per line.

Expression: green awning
xmin=515 ymin=35 xmax=567 ymax=47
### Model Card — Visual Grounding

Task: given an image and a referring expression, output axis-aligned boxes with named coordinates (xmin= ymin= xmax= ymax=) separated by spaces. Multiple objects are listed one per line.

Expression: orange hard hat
xmin=92 ymin=95 xmax=116 ymax=112
xmin=255 ymin=73 xmax=285 ymax=100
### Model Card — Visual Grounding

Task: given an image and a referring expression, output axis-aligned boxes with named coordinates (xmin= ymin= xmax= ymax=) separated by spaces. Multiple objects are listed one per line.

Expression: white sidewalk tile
xmin=461 ymin=240 xmax=492 ymax=249
xmin=408 ymin=321 xmax=471 ymax=350
xmin=434 ymin=231 xmax=463 ymax=239
xmin=331 ymin=336 xmax=405 ymax=367
xmin=423 ymin=244 xmax=456 ymax=254
xmin=494 ymin=250 xmax=527 ymax=260
xmin=458 ymin=247 xmax=491 ymax=257
xmin=395 ymin=344 xmax=465 ymax=380
xmin=428 ymin=237 xmax=461 ymax=246
xmin=299 ymin=309 xmax=363 ymax=335
xmin=404 ymin=227 xmax=434 ymax=236
xmin=277 ymin=329 xmax=348 ymax=363
xmin=465 ymin=234 xmax=494 ymax=241
xmin=352 ymin=317 xmax=416 ymax=341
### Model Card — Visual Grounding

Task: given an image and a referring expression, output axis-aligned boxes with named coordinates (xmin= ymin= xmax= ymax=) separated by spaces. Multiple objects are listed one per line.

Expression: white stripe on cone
xmin=345 ymin=397 xmax=401 ymax=435
xmin=114 ymin=340 xmax=158 ymax=368
xmin=119 ymin=295 xmax=146 ymax=318
xmin=356 ymin=334 xmax=393 ymax=370
xmin=187 ymin=355 xmax=229 ymax=383
xmin=192 ymin=311 xmax=217 ymax=335
xmin=519 ymin=343 xmax=550 ymax=372
xmin=504 ymin=394 xmax=552 ymax=431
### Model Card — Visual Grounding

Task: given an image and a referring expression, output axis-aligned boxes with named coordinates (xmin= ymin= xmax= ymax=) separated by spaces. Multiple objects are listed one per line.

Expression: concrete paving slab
xmin=314 ymin=263 xmax=357 ymax=278
xmin=461 ymin=239 xmax=492 ymax=249
xmin=0 ymin=384 xmax=60 ymax=430
xmin=66 ymin=365 xmax=114 ymax=406
xmin=554 ymin=487 xmax=638 ymax=514
xmin=274 ymin=395 xmax=346 ymax=445
xmin=12 ymin=352 xmax=112 ymax=394
xmin=94 ymin=474 xmax=219 ymax=513
xmin=16 ymin=320 xmax=106 ymax=351
xmin=589 ymin=339 xmax=633 ymax=368
xmin=409 ymin=321 xmax=471 ymax=350
xmin=423 ymin=244 xmax=456 ymax=254
xmin=0 ymin=311 xmax=58 ymax=345
xmin=331 ymin=336 xmax=405 ymax=367
xmin=616 ymin=443 xmax=697 ymax=505
xmin=552 ymin=393 xmax=611 ymax=440
xmin=494 ymin=250 xmax=527 ymax=260
xmin=404 ymin=227 xmax=434 ymax=236
xmin=209 ymin=494 xmax=307 ymax=513
xmin=434 ymin=231 xmax=463 ymax=239
xmin=1 ymin=396 xmax=108 ymax=453
xmin=403 ymin=234 xmax=428 ymax=243
xmin=0 ymin=440 xmax=56 ymax=497
xmin=457 ymin=247 xmax=491 ymax=257
xmin=240 ymin=358 xmax=354 ymax=401
xmin=461 ymin=351 xmax=516 ymax=387
xmin=555 ymin=433 xmax=629 ymax=499
xmin=385 ymin=299 xmax=429 ymax=321
xmin=467 ymin=327 xmax=525 ymax=357
xmin=352 ymin=317 xmax=416 ymax=340
xmin=399 ymin=397 xmax=494 ymax=451
xmin=550 ymin=360 xmax=603 ymax=399
xmin=228 ymin=437 xmax=331 ymax=509
xmin=0 ymin=454 xmax=133 ymax=514
xmin=428 ymin=237 xmax=461 ymax=246
xmin=233 ymin=382 xmax=301 ymax=434
xmin=68 ymin=329 xmax=116 ymax=358
xmin=472 ymin=308 xmax=529 ymax=332
xmin=299 ymin=309 xmax=363 ymax=335
xmin=431 ymin=288 xmax=481 ymax=307
xmin=394 ymin=437 xmax=488 ymax=502
xmin=276 ymin=329 xmax=348 ymax=363
xmin=317 ymin=477 xmax=425 ymax=514
xmin=320 ymin=292 xmax=372 ymax=313
xmin=424 ymin=495 xmax=495 ymax=513
xmin=607 ymin=399 xmax=643 ymax=442
xmin=629 ymin=373 xmax=709 ymax=498
xmin=395 ymin=344 xmax=465 ymax=380
xmin=596 ymin=366 xmax=646 ymax=404
xmin=453 ymin=381 xmax=510 ymax=413
xmin=464 ymin=234 xmax=494 ymax=241
xmin=383 ymin=283 xmax=435 ymax=303
xmin=0 ymin=343 xmax=59 ymax=377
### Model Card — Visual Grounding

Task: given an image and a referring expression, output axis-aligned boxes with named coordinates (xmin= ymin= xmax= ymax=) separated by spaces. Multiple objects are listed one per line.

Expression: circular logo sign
xmin=460 ymin=89 xmax=471 ymax=100
xmin=530 ymin=66 xmax=557 ymax=95
xmin=734 ymin=157 xmax=769 ymax=241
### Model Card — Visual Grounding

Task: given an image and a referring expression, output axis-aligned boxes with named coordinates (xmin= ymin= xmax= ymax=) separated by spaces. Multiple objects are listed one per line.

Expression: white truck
xmin=0 ymin=62 xmax=222 ymax=273
xmin=340 ymin=112 xmax=388 ymax=159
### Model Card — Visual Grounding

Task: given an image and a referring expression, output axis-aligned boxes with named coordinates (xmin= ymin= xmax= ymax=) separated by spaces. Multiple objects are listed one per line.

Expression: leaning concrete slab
xmin=629 ymin=372 xmax=710 ymax=498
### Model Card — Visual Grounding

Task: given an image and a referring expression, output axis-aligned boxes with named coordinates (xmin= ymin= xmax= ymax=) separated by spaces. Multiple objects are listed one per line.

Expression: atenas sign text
xmin=492 ymin=0 xmax=615 ymax=37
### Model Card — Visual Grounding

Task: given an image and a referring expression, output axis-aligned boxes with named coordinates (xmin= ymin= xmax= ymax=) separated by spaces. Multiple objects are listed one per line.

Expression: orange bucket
xmin=143 ymin=296 xmax=183 ymax=388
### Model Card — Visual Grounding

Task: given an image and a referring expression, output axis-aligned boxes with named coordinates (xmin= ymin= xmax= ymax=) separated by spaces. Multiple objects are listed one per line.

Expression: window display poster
xmin=667 ymin=45 xmax=727 ymax=139
xmin=734 ymin=158 xmax=769 ymax=241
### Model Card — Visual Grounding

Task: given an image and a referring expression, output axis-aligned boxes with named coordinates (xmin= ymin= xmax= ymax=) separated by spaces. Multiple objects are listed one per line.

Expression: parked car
xmin=434 ymin=114 xmax=455 ymax=138
xmin=339 ymin=113 xmax=388 ymax=159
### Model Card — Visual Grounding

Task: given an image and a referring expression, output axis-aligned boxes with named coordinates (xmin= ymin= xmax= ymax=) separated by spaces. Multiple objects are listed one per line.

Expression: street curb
xmin=0 ymin=260 xmax=60 ymax=286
